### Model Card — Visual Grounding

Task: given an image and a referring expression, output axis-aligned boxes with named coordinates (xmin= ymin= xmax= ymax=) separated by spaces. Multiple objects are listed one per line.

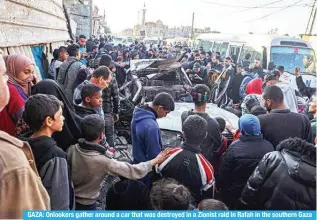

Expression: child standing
xmin=67 ymin=114 xmax=170 ymax=210
xmin=74 ymin=83 xmax=103 ymax=118
xmin=21 ymin=94 xmax=74 ymax=210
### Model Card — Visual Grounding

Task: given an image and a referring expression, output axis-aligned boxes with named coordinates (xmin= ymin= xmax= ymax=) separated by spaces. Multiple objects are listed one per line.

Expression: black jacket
xmin=296 ymin=75 xmax=316 ymax=99
xmin=241 ymin=142 xmax=316 ymax=210
xmin=217 ymin=135 xmax=274 ymax=208
xmin=155 ymin=143 xmax=215 ymax=204
xmin=228 ymin=73 xmax=246 ymax=104
xmin=20 ymin=135 xmax=74 ymax=210
xmin=258 ymin=109 xmax=313 ymax=148
xmin=250 ymin=66 xmax=264 ymax=79
xmin=74 ymin=104 xmax=99 ymax=118
xmin=181 ymin=110 xmax=222 ymax=172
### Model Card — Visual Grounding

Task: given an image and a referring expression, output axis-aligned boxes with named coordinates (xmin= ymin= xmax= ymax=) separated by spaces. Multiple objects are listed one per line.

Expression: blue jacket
xmin=131 ymin=106 xmax=162 ymax=164
xmin=239 ymin=73 xmax=254 ymax=98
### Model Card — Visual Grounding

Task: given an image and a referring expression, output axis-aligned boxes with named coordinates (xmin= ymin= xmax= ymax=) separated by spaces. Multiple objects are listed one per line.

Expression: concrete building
xmin=120 ymin=28 xmax=134 ymax=36
xmin=133 ymin=20 xmax=168 ymax=38
xmin=64 ymin=0 xmax=107 ymax=37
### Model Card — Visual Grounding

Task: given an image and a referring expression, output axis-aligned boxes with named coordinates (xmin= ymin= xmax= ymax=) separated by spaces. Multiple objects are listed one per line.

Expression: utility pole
xmin=306 ymin=0 xmax=316 ymax=35
xmin=191 ymin=12 xmax=195 ymax=40
xmin=309 ymin=8 xmax=317 ymax=34
xmin=89 ymin=0 xmax=93 ymax=37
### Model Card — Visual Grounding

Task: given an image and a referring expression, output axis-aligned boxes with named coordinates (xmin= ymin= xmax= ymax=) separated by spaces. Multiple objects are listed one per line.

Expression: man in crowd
xmin=0 ymin=52 xmax=49 ymax=218
xmin=250 ymin=58 xmax=264 ymax=79
xmin=0 ymin=53 xmax=9 ymax=111
xmin=132 ymin=92 xmax=175 ymax=186
xmin=57 ymin=44 xmax=85 ymax=102
xmin=241 ymin=137 xmax=316 ymax=210
xmin=73 ymin=66 xmax=112 ymax=105
xmin=308 ymin=96 xmax=317 ymax=141
xmin=110 ymin=46 xmax=119 ymax=62
xmin=98 ymin=55 xmax=121 ymax=148
xmin=259 ymin=85 xmax=313 ymax=148
xmin=54 ymin=46 xmax=69 ymax=80
xmin=211 ymin=57 xmax=223 ymax=73
xmin=78 ymin=35 xmax=88 ymax=65
xmin=155 ymin=115 xmax=215 ymax=203
xmin=228 ymin=64 xmax=245 ymax=104
xmin=241 ymin=53 xmax=251 ymax=69
xmin=181 ymin=85 xmax=222 ymax=173
xmin=263 ymin=75 xmax=298 ymax=113
xmin=217 ymin=114 xmax=273 ymax=208
xmin=188 ymin=63 xmax=208 ymax=85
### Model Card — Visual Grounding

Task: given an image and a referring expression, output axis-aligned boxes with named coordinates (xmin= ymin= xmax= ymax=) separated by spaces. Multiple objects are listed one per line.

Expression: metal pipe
xmin=132 ymin=79 xmax=142 ymax=103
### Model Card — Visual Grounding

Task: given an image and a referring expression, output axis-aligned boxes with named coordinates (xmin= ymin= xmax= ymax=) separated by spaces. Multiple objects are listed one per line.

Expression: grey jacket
xmin=67 ymin=139 xmax=152 ymax=205
xmin=57 ymin=56 xmax=85 ymax=102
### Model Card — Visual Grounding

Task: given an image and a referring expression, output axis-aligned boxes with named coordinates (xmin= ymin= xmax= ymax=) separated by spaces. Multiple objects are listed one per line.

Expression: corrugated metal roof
xmin=0 ymin=0 xmax=70 ymax=47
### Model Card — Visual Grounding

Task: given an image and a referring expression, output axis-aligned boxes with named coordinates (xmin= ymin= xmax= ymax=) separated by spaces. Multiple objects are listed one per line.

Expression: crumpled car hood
xmin=129 ymin=59 xmax=177 ymax=72
xmin=157 ymin=102 xmax=239 ymax=132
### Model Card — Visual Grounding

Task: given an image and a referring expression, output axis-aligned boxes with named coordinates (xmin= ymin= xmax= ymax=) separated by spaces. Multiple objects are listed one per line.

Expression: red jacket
xmin=0 ymin=84 xmax=25 ymax=135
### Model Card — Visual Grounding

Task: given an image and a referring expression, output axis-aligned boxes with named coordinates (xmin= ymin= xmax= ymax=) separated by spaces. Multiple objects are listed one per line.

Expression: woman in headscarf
xmin=0 ymin=54 xmax=34 ymax=135
xmin=4 ymin=54 xmax=35 ymax=101
xmin=16 ymin=79 xmax=82 ymax=151
xmin=241 ymin=78 xmax=264 ymax=115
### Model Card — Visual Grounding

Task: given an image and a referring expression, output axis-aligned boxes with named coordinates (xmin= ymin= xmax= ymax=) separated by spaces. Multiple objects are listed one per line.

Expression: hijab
xmin=31 ymin=79 xmax=82 ymax=150
xmin=4 ymin=54 xmax=34 ymax=96
xmin=246 ymin=78 xmax=263 ymax=95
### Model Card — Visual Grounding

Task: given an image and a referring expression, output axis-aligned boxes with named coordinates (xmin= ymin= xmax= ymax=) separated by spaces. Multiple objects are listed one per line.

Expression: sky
xmin=94 ymin=0 xmax=315 ymax=35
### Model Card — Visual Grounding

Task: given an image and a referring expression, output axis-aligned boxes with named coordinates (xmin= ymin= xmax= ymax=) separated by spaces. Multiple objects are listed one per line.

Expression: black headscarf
xmin=31 ymin=79 xmax=82 ymax=151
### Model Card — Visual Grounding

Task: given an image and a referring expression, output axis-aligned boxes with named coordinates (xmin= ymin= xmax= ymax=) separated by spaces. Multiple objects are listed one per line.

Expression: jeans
xmin=75 ymin=202 xmax=96 ymax=210
xmin=104 ymin=113 xmax=114 ymax=147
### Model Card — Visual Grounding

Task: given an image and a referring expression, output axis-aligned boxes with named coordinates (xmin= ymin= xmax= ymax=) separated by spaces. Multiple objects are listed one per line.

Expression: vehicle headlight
xmin=160 ymin=129 xmax=183 ymax=149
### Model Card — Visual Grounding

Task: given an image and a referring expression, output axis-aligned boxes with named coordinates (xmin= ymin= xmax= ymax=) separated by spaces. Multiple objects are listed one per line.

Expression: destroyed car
xmin=114 ymin=57 xmax=239 ymax=162
xmin=114 ymin=98 xmax=239 ymax=162
xmin=119 ymin=58 xmax=193 ymax=105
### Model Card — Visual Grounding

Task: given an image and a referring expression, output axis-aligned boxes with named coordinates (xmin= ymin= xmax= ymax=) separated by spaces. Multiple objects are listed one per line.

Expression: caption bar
xmin=24 ymin=211 xmax=316 ymax=220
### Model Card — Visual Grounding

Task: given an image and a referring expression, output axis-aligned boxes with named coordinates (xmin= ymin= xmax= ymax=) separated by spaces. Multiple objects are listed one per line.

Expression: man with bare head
xmin=0 ymin=51 xmax=9 ymax=111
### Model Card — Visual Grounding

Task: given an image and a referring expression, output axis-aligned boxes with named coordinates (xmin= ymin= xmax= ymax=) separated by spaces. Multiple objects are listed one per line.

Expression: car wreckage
xmin=98 ymin=58 xmax=239 ymax=209
xmin=113 ymin=58 xmax=239 ymax=163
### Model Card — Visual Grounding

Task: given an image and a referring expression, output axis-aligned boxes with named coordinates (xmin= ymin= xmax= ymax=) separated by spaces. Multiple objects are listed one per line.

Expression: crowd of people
xmin=0 ymin=35 xmax=316 ymax=218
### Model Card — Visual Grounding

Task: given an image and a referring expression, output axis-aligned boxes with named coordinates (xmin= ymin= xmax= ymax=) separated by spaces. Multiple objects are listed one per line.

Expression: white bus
xmin=196 ymin=34 xmax=316 ymax=89
xmin=239 ymin=35 xmax=316 ymax=89
xmin=195 ymin=33 xmax=245 ymax=61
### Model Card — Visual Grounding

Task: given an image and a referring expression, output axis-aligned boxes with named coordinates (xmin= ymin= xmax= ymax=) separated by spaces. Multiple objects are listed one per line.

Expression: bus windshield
xmin=270 ymin=46 xmax=316 ymax=74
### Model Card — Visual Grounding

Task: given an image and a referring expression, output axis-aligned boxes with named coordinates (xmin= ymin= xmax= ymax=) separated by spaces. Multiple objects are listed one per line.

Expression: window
xmin=270 ymin=46 xmax=316 ymax=74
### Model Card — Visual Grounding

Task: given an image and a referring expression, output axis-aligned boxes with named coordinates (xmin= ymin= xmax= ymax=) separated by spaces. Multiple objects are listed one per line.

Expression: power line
xmin=231 ymin=0 xmax=313 ymax=14
xmin=200 ymin=0 xmax=285 ymax=8
xmin=244 ymin=0 xmax=304 ymax=23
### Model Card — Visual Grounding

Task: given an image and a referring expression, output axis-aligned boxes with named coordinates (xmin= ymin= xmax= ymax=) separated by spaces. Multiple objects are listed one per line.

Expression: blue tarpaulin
xmin=31 ymin=46 xmax=45 ymax=79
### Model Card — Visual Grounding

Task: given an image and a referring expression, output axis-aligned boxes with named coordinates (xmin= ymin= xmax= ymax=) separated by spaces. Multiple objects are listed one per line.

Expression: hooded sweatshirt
xmin=131 ymin=106 xmax=162 ymax=187
xmin=20 ymin=135 xmax=74 ymax=210
xmin=131 ymin=106 xmax=162 ymax=163
xmin=276 ymin=82 xmax=298 ymax=113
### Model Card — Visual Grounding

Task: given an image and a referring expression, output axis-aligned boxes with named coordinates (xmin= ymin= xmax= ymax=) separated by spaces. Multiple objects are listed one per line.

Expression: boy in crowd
xmin=155 ymin=115 xmax=215 ymax=204
xmin=132 ymin=92 xmax=175 ymax=187
xmin=67 ymin=114 xmax=170 ymax=210
xmin=21 ymin=94 xmax=74 ymax=210
xmin=198 ymin=199 xmax=228 ymax=210
xmin=181 ymin=84 xmax=222 ymax=173
xmin=74 ymin=84 xmax=103 ymax=118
